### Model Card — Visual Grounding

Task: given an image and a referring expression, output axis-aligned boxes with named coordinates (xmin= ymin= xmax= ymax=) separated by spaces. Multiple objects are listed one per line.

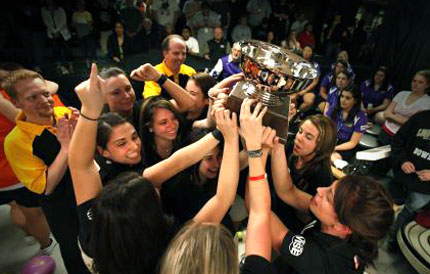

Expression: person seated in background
xmin=189 ymin=2 xmax=221 ymax=51
xmin=182 ymin=0 xmax=201 ymax=27
xmin=280 ymin=30 xmax=300 ymax=53
xmin=209 ymin=42 xmax=241 ymax=81
xmin=119 ymin=0 xmax=144 ymax=52
xmin=360 ymin=66 xmax=394 ymax=126
xmin=330 ymin=50 xmax=355 ymax=82
xmin=388 ymin=110 xmax=430 ymax=250
xmin=319 ymin=59 xmax=349 ymax=102
xmin=142 ymin=35 xmax=197 ymax=100
xmin=231 ymin=15 xmax=252 ymax=43
xmin=328 ymin=85 xmax=367 ymax=162
xmin=273 ymin=115 xmax=336 ymax=232
xmin=181 ymin=26 xmax=200 ymax=55
xmin=297 ymin=23 xmax=316 ymax=49
xmin=141 ymin=18 xmax=161 ymax=51
xmin=107 ymin=21 xmax=131 ymax=64
xmin=291 ymin=45 xmax=320 ymax=114
xmin=322 ymin=70 xmax=351 ymax=116
xmin=380 ymin=70 xmax=430 ymax=145
xmin=72 ymin=1 xmax=97 ymax=69
xmin=149 ymin=0 xmax=180 ymax=36
xmin=203 ymin=27 xmax=231 ymax=63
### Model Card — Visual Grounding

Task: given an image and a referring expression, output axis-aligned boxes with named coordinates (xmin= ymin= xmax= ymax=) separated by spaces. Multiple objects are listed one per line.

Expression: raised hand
xmin=288 ymin=102 xmax=297 ymax=121
xmin=56 ymin=117 xmax=73 ymax=151
xmin=74 ymin=63 xmax=106 ymax=117
xmin=240 ymin=98 xmax=267 ymax=150
xmin=261 ymin=127 xmax=277 ymax=149
xmin=215 ymin=109 xmax=238 ymax=142
xmin=68 ymin=107 xmax=80 ymax=130
xmin=208 ymin=73 xmax=244 ymax=99
xmin=130 ymin=63 xmax=162 ymax=82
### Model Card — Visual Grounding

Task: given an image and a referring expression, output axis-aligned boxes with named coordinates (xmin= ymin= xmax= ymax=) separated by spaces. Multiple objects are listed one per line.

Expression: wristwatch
xmin=157 ymin=74 xmax=168 ymax=86
xmin=247 ymin=149 xmax=263 ymax=158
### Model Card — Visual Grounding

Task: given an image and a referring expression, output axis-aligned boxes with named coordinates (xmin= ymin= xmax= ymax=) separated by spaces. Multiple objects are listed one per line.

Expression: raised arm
xmin=69 ymin=64 xmax=107 ymax=205
xmin=240 ymin=98 xmax=272 ymax=260
xmin=0 ymin=91 xmax=19 ymax=121
xmin=193 ymin=109 xmax=239 ymax=224
xmin=143 ymin=131 xmax=220 ymax=189
xmin=130 ymin=63 xmax=194 ymax=112
xmin=271 ymin=141 xmax=312 ymax=211
xmin=192 ymin=73 xmax=244 ymax=129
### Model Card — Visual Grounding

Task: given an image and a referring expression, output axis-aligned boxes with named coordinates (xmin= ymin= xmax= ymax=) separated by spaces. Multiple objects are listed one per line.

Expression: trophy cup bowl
xmin=227 ymin=40 xmax=319 ymax=143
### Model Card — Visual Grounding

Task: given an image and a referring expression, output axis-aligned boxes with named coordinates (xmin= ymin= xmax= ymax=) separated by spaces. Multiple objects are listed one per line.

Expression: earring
xmin=149 ymin=128 xmax=153 ymax=132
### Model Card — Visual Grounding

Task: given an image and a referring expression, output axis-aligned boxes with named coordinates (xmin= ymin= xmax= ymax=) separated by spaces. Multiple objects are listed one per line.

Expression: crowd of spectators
xmin=2 ymin=0 xmax=381 ymax=75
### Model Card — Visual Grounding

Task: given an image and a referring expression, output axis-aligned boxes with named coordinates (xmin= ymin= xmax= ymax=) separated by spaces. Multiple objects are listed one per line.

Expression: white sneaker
xmin=25 ymin=235 xmax=37 ymax=246
xmin=41 ymin=237 xmax=57 ymax=256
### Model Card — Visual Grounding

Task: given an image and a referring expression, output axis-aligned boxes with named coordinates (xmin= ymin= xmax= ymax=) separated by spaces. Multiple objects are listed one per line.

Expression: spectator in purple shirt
xmin=360 ymin=66 xmax=394 ymax=126
xmin=318 ymin=59 xmax=349 ymax=112
xmin=323 ymin=70 xmax=350 ymax=117
xmin=330 ymin=50 xmax=355 ymax=82
xmin=329 ymin=85 xmax=367 ymax=162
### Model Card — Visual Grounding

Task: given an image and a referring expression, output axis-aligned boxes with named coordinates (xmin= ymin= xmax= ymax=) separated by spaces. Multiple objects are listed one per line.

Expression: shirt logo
xmin=87 ymin=208 xmax=93 ymax=221
xmin=289 ymin=235 xmax=306 ymax=256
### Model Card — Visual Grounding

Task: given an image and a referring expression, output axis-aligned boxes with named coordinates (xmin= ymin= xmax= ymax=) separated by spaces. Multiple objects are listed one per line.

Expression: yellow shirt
xmin=143 ymin=61 xmax=196 ymax=99
xmin=4 ymin=107 xmax=71 ymax=194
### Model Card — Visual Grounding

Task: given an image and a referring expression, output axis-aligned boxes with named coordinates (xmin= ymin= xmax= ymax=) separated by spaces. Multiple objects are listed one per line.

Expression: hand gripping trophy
xmin=226 ymin=40 xmax=319 ymax=143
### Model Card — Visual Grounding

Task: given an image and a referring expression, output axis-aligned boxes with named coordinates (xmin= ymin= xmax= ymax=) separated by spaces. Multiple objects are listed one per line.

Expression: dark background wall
xmin=372 ymin=0 xmax=430 ymax=91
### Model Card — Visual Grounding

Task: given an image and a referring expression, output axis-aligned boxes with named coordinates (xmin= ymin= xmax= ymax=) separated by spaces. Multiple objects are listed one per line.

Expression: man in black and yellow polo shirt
xmin=143 ymin=34 xmax=196 ymax=100
xmin=3 ymin=70 xmax=90 ymax=274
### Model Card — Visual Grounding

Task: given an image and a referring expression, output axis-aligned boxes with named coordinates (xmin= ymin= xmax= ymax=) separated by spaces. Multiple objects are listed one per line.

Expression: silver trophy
xmin=227 ymin=40 xmax=319 ymax=143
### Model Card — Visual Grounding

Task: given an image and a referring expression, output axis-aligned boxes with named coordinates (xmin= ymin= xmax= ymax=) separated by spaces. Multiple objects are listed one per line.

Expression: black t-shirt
xmin=274 ymin=220 xmax=363 ymax=274
xmin=160 ymin=168 xmax=235 ymax=233
xmin=181 ymin=106 xmax=209 ymax=139
xmin=77 ymin=198 xmax=95 ymax=257
xmin=77 ymin=197 xmax=181 ymax=273
xmin=241 ymin=255 xmax=274 ymax=274
xmin=275 ymin=157 xmax=333 ymax=232
xmin=95 ymin=154 xmax=145 ymax=185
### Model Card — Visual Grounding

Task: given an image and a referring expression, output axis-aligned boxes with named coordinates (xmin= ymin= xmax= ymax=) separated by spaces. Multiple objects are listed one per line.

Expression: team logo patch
xmin=289 ymin=235 xmax=306 ymax=256
xmin=87 ymin=208 xmax=93 ymax=221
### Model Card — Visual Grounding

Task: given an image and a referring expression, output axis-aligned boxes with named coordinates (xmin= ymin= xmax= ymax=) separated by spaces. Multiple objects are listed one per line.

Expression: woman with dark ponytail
xmin=270 ymin=137 xmax=394 ymax=273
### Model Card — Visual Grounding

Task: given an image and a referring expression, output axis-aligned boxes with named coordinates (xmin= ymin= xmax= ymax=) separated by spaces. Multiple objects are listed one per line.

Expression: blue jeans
xmin=390 ymin=191 xmax=430 ymax=241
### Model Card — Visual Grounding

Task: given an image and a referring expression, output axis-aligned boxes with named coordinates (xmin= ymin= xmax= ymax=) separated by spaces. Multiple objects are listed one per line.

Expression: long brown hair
xmin=296 ymin=115 xmax=336 ymax=176
xmin=140 ymin=97 xmax=182 ymax=165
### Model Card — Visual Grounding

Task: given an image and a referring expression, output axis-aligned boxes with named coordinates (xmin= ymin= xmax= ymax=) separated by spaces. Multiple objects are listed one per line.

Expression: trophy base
xmin=226 ymin=81 xmax=290 ymax=144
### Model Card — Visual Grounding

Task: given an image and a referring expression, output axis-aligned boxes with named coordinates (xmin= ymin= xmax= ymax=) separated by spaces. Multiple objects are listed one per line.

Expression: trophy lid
xmin=239 ymin=40 xmax=318 ymax=80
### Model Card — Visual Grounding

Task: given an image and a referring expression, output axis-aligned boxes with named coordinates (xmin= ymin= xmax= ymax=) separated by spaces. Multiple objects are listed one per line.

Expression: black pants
xmin=39 ymin=180 xmax=90 ymax=274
